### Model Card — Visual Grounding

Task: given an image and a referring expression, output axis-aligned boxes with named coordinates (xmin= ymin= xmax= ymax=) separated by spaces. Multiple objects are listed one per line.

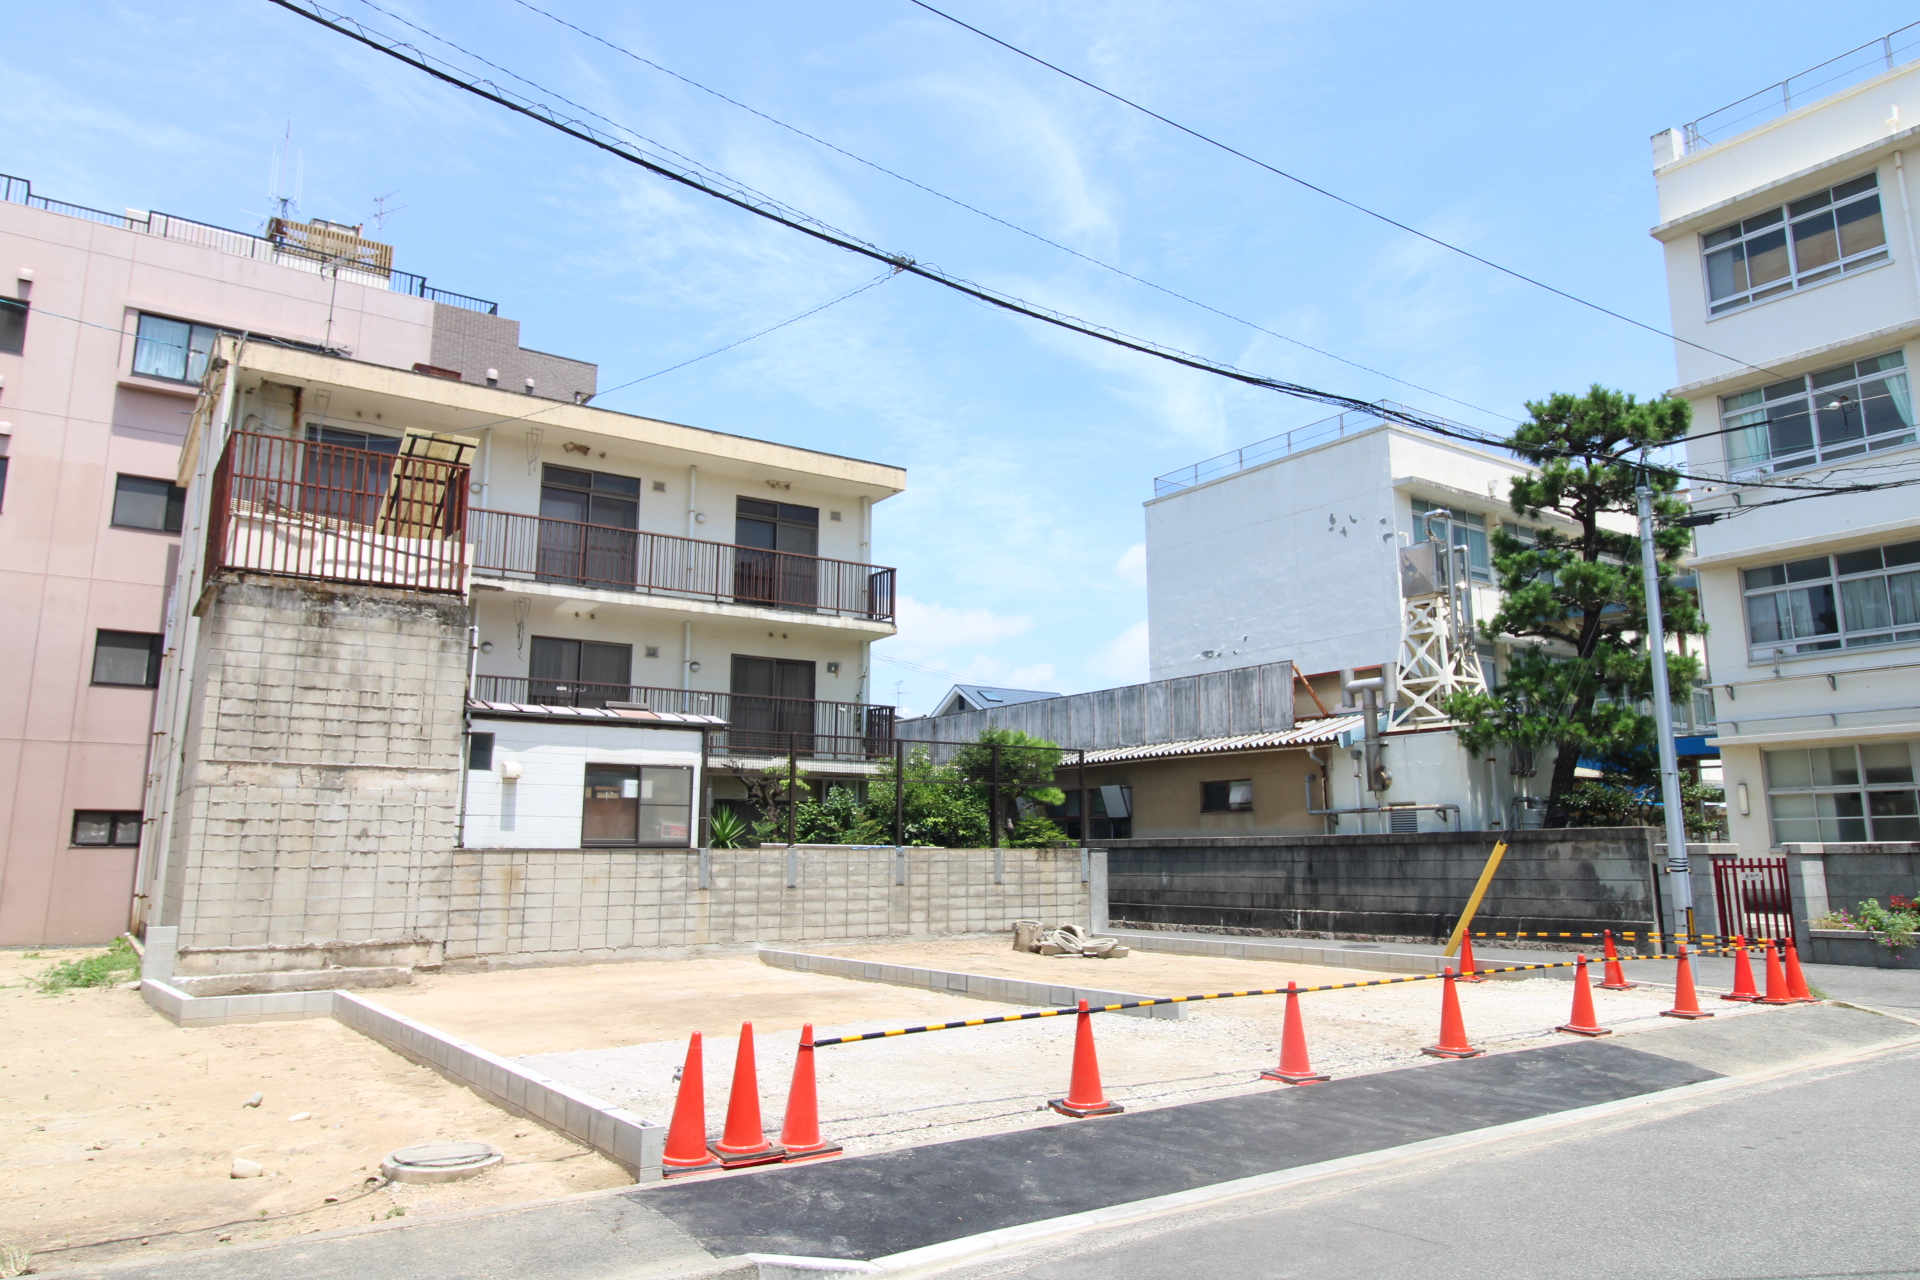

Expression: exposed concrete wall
xmin=444 ymin=845 xmax=1095 ymax=965
xmin=1106 ymin=829 xmax=1664 ymax=941
xmin=157 ymin=577 xmax=469 ymax=958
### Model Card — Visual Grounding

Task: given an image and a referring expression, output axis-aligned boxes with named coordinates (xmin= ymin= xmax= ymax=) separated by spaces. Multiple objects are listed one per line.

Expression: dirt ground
xmin=0 ymin=948 xmax=628 ymax=1275
xmin=372 ymin=951 xmax=1016 ymax=1057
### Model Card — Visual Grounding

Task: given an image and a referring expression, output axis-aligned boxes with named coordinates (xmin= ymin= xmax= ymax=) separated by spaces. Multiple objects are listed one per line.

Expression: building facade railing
xmin=468 ymin=508 xmax=897 ymax=623
xmin=0 ymin=173 xmax=499 ymax=314
xmin=470 ymin=675 xmax=897 ymax=760
xmin=1153 ymin=401 xmax=1493 ymax=496
xmin=205 ymin=431 xmax=470 ymax=594
xmin=1682 ymin=21 xmax=1920 ymax=151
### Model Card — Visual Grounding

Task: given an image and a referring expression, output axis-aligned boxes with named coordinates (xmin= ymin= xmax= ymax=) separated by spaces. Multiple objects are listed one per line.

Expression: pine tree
xmin=1443 ymin=386 xmax=1703 ymax=827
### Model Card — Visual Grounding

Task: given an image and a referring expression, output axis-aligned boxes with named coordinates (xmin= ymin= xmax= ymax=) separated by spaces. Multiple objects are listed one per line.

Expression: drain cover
xmin=381 ymin=1141 xmax=502 ymax=1184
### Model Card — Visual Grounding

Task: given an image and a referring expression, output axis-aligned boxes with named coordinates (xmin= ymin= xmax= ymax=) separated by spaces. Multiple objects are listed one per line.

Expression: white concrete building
xmin=1651 ymin=31 xmax=1920 ymax=852
xmin=1146 ymin=404 xmax=1545 ymax=686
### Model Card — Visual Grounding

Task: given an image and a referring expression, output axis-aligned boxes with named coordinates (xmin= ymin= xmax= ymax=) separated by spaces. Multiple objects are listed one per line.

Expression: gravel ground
xmin=522 ymin=942 xmax=1774 ymax=1158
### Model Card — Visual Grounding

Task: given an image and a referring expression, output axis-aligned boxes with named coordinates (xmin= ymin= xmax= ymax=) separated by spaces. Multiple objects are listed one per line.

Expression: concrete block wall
xmin=1107 ymin=829 xmax=1663 ymax=941
xmin=445 ymin=845 xmax=1096 ymax=964
xmin=159 ymin=578 xmax=470 ymax=957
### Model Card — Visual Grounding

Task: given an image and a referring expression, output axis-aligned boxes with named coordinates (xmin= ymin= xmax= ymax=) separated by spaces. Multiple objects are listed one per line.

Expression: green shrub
xmin=33 ymin=937 xmax=139 ymax=993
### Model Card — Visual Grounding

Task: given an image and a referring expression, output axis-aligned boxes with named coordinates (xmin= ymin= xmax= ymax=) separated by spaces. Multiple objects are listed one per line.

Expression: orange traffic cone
xmin=1758 ymin=942 xmax=1794 ymax=1005
xmin=1049 ymin=999 xmax=1124 ymax=1117
xmin=1722 ymin=936 xmax=1760 ymax=1002
xmin=1421 ymin=968 xmax=1485 ymax=1059
xmin=1783 ymin=940 xmax=1816 ymax=1003
xmin=1458 ymin=933 xmax=1485 ymax=983
xmin=1661 ymin=944 xmax=1714 ymax=1020
xmin=1556 ymin=955 xmax=1612 ymax=1037
xmin=779 ymin=1024 xmax=841 ymax=1161
xmin=1599 ymin=930 xmax=1634 ymax=991
xmin=709 ymin=1022 xmax=785 ymax=1167
xmin=1260 ymin=982 xmax=1330 ymax=1084
xmin=661 ymin=1032 xmax=721 ymax=1177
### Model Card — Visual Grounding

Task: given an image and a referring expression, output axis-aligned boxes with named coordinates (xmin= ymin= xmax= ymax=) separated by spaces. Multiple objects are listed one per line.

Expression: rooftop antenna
xmin=267 ymin=122 xmax=302 ymax=227
xmin=371 ymin=191 xmax=406 ymax=235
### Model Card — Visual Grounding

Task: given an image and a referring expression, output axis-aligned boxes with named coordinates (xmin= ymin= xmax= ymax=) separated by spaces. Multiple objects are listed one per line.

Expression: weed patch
xmin=34 ymin=938 xmax=139 ymax=994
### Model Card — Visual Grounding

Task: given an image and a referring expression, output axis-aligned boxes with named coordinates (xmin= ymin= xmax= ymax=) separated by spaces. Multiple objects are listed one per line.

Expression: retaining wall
xmin=756 ymin=944 xmax=1182 ymax=1019
xmin=1106 ymin=829 xmax=1663 ymax=940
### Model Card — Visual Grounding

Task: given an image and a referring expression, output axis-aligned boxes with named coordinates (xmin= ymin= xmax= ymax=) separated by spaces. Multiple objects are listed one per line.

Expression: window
xmin=92 ymin=630 xmax=162 ymax=687
xmin=735 ymin=497 xmax=821 ymax=611
xmin=1766 ymin=743 xmax=1919 ymax=843
xmin=131 ymin=312 xmax=225 ymax=383
xmin=0 ymin=298 xmax=25 ymax=355
xmin=581 ymin=764 xmax=694 ymax=846
xmin=73 ymin=810 xmax=142 ymax=847
xmin=467 ymin=732 xmax=495 ymax=771
xmin=1702 ymin=173 xmax=1889 ymax=315
xmin=1411 ymin=499 xmax=1491 ymax=583
xmin=111 ymin=474 xmax=187 ymax=533
xmin=1201 ymin=779 xmax=1254 ymax=812
xmin=1743 ymin=538 xmax=1920 ymax=660
xmin=1720 ymin=351 xmax=1914 ymax=477
xmin=538 ymin=465 xmax=640 ymax=588
xmin=529 ymin=636 xmax=632 ymax=707
xmin=0 ymin=456 xmax=8 ymax=511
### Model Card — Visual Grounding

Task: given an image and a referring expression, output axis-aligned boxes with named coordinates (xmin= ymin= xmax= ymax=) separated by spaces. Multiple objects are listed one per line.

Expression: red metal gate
xmin=1712 ymin=857 xmax=1797 ymax=944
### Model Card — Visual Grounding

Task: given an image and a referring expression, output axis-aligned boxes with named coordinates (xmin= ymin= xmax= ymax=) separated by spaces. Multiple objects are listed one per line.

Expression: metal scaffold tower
xmin=1394 ymin=509 xmax=1486 ymax=726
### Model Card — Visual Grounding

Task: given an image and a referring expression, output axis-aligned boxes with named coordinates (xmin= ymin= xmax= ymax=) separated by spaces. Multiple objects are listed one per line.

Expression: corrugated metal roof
xmin=466 ymin=700 xmax=726 ymax=727
xmin=1077 ymin=714 xmax=1362 ymax=764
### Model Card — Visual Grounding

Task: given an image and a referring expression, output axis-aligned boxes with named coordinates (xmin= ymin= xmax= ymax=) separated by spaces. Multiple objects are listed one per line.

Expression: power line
xmin=903 ymin=0 xmax=1791 ymax=381
xmin=266 ymin=1 xmax=1910 ymax=503
xmin=500 ymin=0 xmax=1511 ymax=422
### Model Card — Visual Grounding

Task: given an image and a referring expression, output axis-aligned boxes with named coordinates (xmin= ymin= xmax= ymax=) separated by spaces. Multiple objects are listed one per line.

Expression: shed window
xmin=1202 ymin=779 xmax=1253 ymax=813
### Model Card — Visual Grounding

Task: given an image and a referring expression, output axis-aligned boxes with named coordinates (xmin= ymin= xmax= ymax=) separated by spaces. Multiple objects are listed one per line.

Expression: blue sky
xmin=7 ymin=2 xmax=1914 ymax=714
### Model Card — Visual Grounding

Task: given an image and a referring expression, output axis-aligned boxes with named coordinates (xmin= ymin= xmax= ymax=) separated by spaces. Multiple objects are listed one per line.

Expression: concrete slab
xmin=1624 ymin=1001 xmax=1919 ymax=1076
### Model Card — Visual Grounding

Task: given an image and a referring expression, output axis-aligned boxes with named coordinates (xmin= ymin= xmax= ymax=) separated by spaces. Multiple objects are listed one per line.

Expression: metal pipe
xmin=1304 ymin=775 xmax=1458 ymax=825
xmin=1638 ymin=481 xmax=1695 ymax=935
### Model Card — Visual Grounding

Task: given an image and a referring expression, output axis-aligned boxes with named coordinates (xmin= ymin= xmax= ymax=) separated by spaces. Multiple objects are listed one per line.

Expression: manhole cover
xmin=382 ymin=1141 xmax=502 ymax=1184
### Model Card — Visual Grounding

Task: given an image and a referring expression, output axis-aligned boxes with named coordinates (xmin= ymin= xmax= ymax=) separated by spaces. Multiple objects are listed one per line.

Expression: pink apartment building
xmin=0 ymin=175 xmax=593 ymax=944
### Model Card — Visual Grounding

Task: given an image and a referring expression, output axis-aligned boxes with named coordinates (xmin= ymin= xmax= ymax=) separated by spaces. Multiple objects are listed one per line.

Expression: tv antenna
xmin=371 ymin=191 xmax=406 ymax=234
xmin=267 ymin=122 xmax=303 ymax=226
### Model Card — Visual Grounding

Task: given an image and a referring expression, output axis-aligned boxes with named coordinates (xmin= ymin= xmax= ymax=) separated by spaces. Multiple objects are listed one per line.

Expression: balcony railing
xmin=1153 ymin=401 xmax=1498 ymax=496
xmin=1683 ymin=22 xmax=1920 ymax=152
xmin=206 ymin=431 xmax=470 ymax=594
xmin=471 ymin=675 xmax=896 ymax=760
xmin=469 ymin=508 xmax=897 ymax=623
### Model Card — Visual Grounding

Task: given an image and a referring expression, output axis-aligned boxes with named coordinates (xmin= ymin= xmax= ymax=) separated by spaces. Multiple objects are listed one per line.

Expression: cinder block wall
xmin=159 ymin=578 xmax=470 ymax=960
xmin=443 ymin=845 xmax=1095 ymax=964
xmin=1107 ymin=829 xmax=1663 ymax=941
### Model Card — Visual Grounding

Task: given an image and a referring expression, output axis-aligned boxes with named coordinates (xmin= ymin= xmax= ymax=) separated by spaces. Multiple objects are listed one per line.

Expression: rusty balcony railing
xmin=205 ymin=430 xmax=470 ymax=594
xmin=468 ymin=508 xmax=896 ymax=623
xmin=470 ymin=675 xmax=897 ymax=760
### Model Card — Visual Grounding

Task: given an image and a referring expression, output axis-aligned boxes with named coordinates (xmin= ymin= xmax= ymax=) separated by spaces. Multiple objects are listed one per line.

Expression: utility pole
xmin=1637 ymin=479 xmax=1695 ymax=942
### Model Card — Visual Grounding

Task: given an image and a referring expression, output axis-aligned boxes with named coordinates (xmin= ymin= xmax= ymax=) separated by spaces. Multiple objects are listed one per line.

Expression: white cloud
xmin=891 ymin=595 xmax=1034 ymax=656
xmin=1114 ymin=542 xmax=1147 ymax=587
xmin=1086 ymin=620 xmax=1149 ymax=684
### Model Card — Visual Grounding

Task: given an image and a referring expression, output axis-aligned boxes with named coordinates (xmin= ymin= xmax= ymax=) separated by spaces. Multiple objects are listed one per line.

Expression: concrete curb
xmin=756 ymin=946 xmax=1185 ymax=1020
xmin=1105 ymin=927 xmax=1450 ymax=975
xmin=138 ymin=979 xmax=664 ymax=1181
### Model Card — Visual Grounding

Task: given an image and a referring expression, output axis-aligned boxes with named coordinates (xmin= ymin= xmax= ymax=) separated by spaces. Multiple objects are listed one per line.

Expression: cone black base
xmin=1597 ymin=981 xmax=1634 ymax=991
xmin=1049 ymin=1097 xmax=1124 ymax=1117
xmin=1720 ymin=993 xmax=1760 ymax=1002
xmin=709 ymin=1143 xmax=786 ymax=1168
xmin=661 ymin=1157 xmax=722 ymax=1178
xmin=1259 ymin=1068 xmax=1330 ymax=1084
xmin=1420 ymin=1045 xmax=1485 ymax=1059
xmin=1556 ymin=1023 xmax=1612 ymax=1037
xmin=779 ymin=1141 xmax=843 ymax=1163
xmin=1660 ymin=1008 xmax=1714 ymax=1020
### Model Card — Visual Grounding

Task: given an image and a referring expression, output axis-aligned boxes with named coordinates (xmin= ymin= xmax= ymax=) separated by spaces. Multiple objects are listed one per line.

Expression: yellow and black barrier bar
xmin=812 ymin=950 xmax=1736 ymax=1048
xmin=1473 ymin=930 xmax=1783 ymax=944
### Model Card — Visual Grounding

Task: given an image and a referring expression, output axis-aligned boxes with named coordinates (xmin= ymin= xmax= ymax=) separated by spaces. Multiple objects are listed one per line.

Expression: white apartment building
xmin=0 ymin=171 xmax=590 ymax=944
xmin=1146 ymin=403 xmax=1551 ymax=686
xmin=1651 ymin=29 xmax=1920 ymax=853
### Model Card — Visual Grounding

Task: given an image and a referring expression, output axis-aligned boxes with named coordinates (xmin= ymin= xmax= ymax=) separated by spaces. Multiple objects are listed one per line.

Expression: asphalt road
xmin=934 ymin=1039 xmax=1920 ymax=1280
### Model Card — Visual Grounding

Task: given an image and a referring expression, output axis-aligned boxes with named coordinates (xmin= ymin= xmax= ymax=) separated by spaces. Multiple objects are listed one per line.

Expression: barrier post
xmin=1443 ymin=842 xmax=1508 ymax=958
